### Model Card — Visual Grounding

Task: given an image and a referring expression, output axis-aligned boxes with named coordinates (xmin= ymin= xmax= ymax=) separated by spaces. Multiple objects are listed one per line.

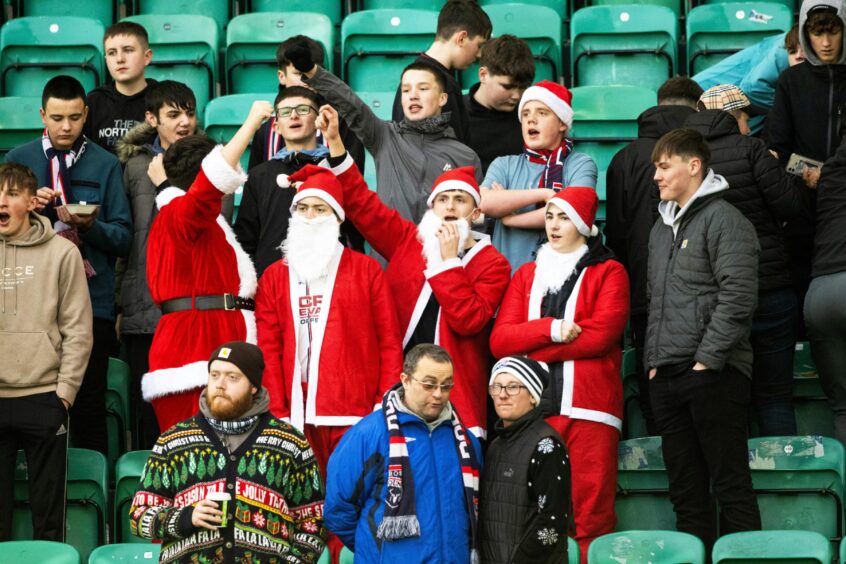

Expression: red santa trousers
xmin=546 ymin=415 xmax=618 ymax=563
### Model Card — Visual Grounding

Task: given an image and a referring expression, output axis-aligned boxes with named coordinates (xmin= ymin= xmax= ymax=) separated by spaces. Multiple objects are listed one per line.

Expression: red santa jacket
xmin=490 ymin=257 xmax=629 ymax=430
xmin=255 ymin=244 xmax=403 ymax=429
xmin=332 ymin=155 xmax=511 ymax=437
xmin=143 ymin=147 xmax=257 ymax=402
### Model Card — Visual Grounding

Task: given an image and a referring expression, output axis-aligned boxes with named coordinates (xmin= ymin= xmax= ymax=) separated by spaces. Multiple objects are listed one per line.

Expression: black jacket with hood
xmin=83 ymin=79 xmax=159 ymax=155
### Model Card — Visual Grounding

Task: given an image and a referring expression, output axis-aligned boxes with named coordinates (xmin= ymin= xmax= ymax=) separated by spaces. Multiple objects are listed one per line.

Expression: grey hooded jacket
xmin=645 ymin=170 xmax=759 ymax=377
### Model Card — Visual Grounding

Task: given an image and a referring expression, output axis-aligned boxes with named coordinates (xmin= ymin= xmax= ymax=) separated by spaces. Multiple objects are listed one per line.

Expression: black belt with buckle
xmin=160 ymin=294 xmax=255 ymax=315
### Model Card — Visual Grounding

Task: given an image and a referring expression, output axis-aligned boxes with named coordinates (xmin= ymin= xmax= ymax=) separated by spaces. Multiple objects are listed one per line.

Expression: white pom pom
xmin=277 ymin=174 xmax=291 ymax=188
xmin=590 ymin=225 xmax=599 ymax=237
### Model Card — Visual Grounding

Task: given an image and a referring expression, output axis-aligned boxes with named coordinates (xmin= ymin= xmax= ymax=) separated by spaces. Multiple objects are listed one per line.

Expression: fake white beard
xmin=281 ymin=214 xmax=341 ymax=283
xmin=416 ymin=209 xmax=471 ymax=268
xmin=534 ymin=242 xmax=588 ymax=296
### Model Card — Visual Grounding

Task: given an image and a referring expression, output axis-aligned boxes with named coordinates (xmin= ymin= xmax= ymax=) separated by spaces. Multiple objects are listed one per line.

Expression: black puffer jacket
xmin=685 ymin=109 xmax=805 ymax=292
xmin=605 ymin=104 xmax=695 ymax=315
xmin=813 ymin=139 xmax=846 ymax=277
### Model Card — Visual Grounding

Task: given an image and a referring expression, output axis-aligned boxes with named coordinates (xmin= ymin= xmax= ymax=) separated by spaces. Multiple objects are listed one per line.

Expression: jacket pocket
xmin=0 ymin=331 xmax=60 ymax=388
xmin=71 ymin=185 xmax=101 ymax=205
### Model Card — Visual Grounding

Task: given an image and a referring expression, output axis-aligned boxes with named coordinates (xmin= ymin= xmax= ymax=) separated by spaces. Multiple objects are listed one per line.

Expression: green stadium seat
xmin=13 ymin=448 xmax=108 ymax=562
xmin=0 ymin=540 xmax=80 ymax=563
xmin=341 ymin=9 xmax=438 ymax=92
xmin=339 ymin=546 xmax=354 ymax=564
xmin=702 ymin=0 xmax=795 ymax=15
xmin=586 ymin=0 xmax=681 ymax=17
xmin=0 ymin=16 xmax=105 ymax=96
xmin=106 ymin=357 xmax=131 ymax=478
xmin=245 ymin=0 xmax=342 ymax=26
xmin=615 ymin=436 xmax=676 ymax=531
xmin=621 ymin=347 xmax=648 ymax=440
xmin=570 ymin=5 xmax=677 ymax=91
xmin=0 ymin=96 xmax=42 ymax=161
xmin=123 ymin=15 xmax=219 ymax=119
xmin=357 ymin=91 xmax=394 ymax=121
xmin=115 ymin=450 xmax=153 ymax=543
xmin=226 ymin=12 xmax=334 ymax=94
xmin=747 ymin=436 xmax=845 ymax=544
xmin=132 ymin=0 xmax=230 ymax=36
xmin=686 ymin=2 xmax=793 ymax=75
xmin=18 ymin=0 xmax=116 ymax=25
xmin=568 ymin=536 xmax=579 ymax=563
xmin=588 ymin=530 xmax=706 ymax=563
xmin=841 ymin=536 xmax=846 ymax=564
xmin=205 ymin=93 xmax=276 ymax=172
xmin=362 ymin=0 xmax=447 ymax=9
xmin=317 ymin=547 xmax=330 ymax=564
xmin=713 ymin=530 xmax=833 ymax=563
xmin=481 ymin=0 xmax=567 ymax=20
xmin=88 ymin=543 xmax=161 ymax=563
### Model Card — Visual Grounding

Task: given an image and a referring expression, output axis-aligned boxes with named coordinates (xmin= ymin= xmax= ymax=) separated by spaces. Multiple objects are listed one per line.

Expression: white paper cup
xmin=207 ymin=492 xmax=231 ymax=527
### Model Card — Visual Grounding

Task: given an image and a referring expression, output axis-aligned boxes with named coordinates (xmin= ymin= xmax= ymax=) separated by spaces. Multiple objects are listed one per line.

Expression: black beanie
xmin=208 ymin=341 xmax=265 ymax=389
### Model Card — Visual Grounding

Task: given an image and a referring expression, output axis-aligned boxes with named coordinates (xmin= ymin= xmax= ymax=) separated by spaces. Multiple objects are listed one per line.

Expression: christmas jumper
xmin=144 ymin=146 xmax=258 ymax=432
xmin=331 ymin=154 xmax=512 ymax=438
xmin=130 ymin=411 xmax=326 ymax=563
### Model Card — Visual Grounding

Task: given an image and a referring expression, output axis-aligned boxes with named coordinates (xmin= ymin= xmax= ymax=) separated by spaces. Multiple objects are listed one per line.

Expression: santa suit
xmin=332 ymin=154 xmax=511 ymax=438
xmin=144 ymin=147 xmax=257 ymax=432
xmin=255 ymin=242 xmax=403 ymax=472
xmin=490 ymin=246 xmax=629 ymax=563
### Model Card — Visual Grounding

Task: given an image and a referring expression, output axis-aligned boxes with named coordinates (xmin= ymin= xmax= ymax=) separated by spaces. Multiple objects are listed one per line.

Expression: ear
xmin=438 ymin=91 xmax=449 ymax=108
xmin=400 ymin=372 xmax=412 ymax=387
xmin=277 ymin=69 xmax=287 ymax=86
xmin=454 ymin=29 xmax=469 ymax=46
xmin=470 ymin=207 xmax=482 ymax=223
xmin=144 ymin=48 xmax=153 ymax=66
xmin=559 ymin=120 xmax=568 ymax=136
xmin=39 ymin=108 xmax=47 ymax=127
xmin=478 ymin=66 xmax=489 ymax=82
xmin=145 ymin=110 xmax=158 ymax=128
xmin=26 ymin=192 xmax=38 ymax=213
xmin=251 ymin=385 xmax=258 ymax=395
xmin=82 ymin=105 xmax=89 ymax=125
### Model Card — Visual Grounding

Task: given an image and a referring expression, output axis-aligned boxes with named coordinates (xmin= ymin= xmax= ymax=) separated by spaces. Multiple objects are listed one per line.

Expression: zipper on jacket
xmin=427 ymin=426 xmax=447 ymax=563
xmin=652 ymin=227 xmax=684 ymax=364
xmin=829 ymin=66 xmax=835 ymax=157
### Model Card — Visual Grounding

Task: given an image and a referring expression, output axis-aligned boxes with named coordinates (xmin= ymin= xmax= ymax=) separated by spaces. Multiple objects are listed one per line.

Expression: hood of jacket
xmin=799 ymin=0 xmax=846 ymax=65
xmin=116 ymin=121 xmax=157 ymax=164
xmin=1 ymin=212 xmax=54 ymax=249
xmin=659 ymin=169 xmax=729 ymax=233
xmin=684 ymin=108 xmax=741 ymax=140
xmin=637 ymin=104 xmax=697 ymax=139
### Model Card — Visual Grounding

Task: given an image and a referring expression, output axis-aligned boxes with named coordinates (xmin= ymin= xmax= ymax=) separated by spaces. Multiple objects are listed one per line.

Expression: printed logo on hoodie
xmin=1 ymin=265 xmax=35 ymax=289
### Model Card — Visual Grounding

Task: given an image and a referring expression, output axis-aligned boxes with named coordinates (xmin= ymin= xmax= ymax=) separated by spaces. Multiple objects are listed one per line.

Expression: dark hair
xmin=276 ymin=35 xmax=325 ymax=70
xmin=0 ymin=163 xmax=38 ymax=196
xmin=145 ymin=80 xmax=196 ymax=117
xmin=274 ymin=85 xmax=320 ymax=108
xmin=651 ymin=128 xmax=711 ymax=172
xmin=806 ymin=9 xmax=844 ymax=36
xmin=785 ymin=23 xmax=800 ymax=53
xmin=479 ymin=34 xmax=535 ymax=88
xmin=41 ymin=75 xmax=86 ymax=109
xmin=436 ymin=0 xmax=492 ymax=41
xmin=657 ymin=76 xmax=704 ymax=106
xmin=104 ymin=21 xmax=149 ymax=48
xmin=403 ymin=344 xmax=453 ymax=376
xmin=163 ymin=135 xmax=217 ymax=190
xmin=401 ymin=62 xmax=447 ymax=92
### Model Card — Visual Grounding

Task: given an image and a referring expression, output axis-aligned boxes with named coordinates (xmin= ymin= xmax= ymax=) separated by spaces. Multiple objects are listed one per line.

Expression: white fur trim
xmin=277 ymin=174 xmax=291 ymax=188
xmin=216 ymin=215 xmax=257 ymax=298
xmin=426 ymin=179 xmax=481 ymax=207
xmin=468 ymin=426 xmax=486 ymax=440
xmin=290 ymin=188 xmax=345 ymax=221
xmin=329 ymin=153 xmax=355 ymax=176
xmin=569 ymin=408 xmax=622 ymax=431
xmin=242 ymin=309 xmax=257 ymax=344
xmin=550 ymin=319 xmax=564 ymax=343
xmin=519 ymin=85 xmax=573 ymax=129
xmin=424 ymin=257 xmax=462 ymax=279
xmin=155 ymin=187 xmax=186 ymax=210
xmin=547 ymin=198 xmax=592 ymax=237
xmin=142 ymin=360 xmax=208 ymax=401
xmin=201 ymin=145 xmax=248 ymax=195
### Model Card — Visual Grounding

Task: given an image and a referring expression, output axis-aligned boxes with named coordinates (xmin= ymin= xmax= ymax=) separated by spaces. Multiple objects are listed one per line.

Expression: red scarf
xmin=523 ymin=138 xmax=574 ymax=191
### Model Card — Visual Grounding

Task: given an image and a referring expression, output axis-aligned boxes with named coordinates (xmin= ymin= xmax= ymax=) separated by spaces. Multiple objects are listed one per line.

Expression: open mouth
xmin=407 ymin=104 xmax=422 ymax=113
xmin=550 ymin=233 xmax=561 ymax=241
xmin=443 ymin=215 xmax=458 ymax=222
xmin=0 ymin=212 xmax=10 ymax=225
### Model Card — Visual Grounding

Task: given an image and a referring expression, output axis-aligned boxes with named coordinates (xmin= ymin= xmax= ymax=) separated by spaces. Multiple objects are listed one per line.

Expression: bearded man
xmin=130 ymin=341 xmax=327 ymax=563
xmin=254 ymin=164 xmax=403 ymax=475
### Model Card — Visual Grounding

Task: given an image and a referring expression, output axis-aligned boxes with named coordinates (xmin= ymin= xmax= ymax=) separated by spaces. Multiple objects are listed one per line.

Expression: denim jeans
xmin=651 ymin=363 xmax=761 ymax=553
xmin=750 ymin=288 xmax=798 ymax=436
xmin=805 ymin=271 xmax=846 ymax=447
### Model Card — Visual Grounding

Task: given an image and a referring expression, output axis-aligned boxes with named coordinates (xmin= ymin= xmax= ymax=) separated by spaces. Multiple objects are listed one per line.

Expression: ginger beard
xmin=205 ymin=387 xmax=253 ymax=421
xmin=416 ymin=209 xmax=470 ymax=267
xmin=281 ymin=213 xmax=341 ymax=283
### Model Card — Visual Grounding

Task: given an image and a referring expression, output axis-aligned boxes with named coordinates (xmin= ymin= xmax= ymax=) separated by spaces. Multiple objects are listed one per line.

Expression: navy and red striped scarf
xmin=523 ymin=138 xmax=574 ymax=191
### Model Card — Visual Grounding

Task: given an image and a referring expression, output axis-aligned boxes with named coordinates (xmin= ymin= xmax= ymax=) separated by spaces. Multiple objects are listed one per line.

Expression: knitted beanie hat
xmin=490 ymin=356 xmax=550 ymax=404
xmin=208 ymin=341 xmax=265 ymax=389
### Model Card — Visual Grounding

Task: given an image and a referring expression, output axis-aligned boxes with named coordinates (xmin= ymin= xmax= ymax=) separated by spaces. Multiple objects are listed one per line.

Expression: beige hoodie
xmin=0 ymin=213 xmax=93 ymax=405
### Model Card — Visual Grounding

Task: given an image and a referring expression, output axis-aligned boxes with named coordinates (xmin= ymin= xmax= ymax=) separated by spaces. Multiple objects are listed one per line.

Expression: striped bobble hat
xmin=490 ymin=356 xmax=550 ymax=404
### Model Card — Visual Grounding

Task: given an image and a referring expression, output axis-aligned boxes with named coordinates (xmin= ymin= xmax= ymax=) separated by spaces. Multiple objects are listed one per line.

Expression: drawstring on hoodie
xmin=1 ymin=241 xmax=19 ymax=315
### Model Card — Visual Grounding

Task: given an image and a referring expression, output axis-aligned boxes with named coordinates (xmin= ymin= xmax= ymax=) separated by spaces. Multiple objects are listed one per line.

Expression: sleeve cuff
xmin=175 ymin=507 xmax=195 ymax=538
xmin=56 ymin=382 xmax=78 ymax=406
xmin=550 ymin=319 xmax=564 ymax=343
xmin=201 ymin=145 xmax=248 ymax=195
xmin=329 ymin=153 xmax=355 ymax=176
xmin=424 ymin=257 xmax=462 ymax=279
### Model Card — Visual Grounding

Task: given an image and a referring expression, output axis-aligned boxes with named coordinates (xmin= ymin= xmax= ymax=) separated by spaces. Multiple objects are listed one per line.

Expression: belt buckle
xmin=224 ymin=294 xmax=236 ymax=311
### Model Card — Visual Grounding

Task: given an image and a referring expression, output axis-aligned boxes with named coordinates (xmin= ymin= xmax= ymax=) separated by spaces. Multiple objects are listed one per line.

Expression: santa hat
xmin=426 ymin=166 xmax=481 ymax=208
xmin=518 ymin=80 xmax=574 ymax=130
xmin=547 ymin=187 xmax=599 ymax=237
xmin=285 ymin=164 xmax=345 ymax=221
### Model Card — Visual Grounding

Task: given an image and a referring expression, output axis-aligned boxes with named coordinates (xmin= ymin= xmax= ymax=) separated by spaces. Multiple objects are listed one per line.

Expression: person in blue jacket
xmin=324 ymin=343 xmax=483 ymax=564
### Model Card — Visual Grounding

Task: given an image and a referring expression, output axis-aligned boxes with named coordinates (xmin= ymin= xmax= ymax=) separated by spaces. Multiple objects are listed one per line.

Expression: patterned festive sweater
xmin=130 ymin=412 xmax=326 ymax=563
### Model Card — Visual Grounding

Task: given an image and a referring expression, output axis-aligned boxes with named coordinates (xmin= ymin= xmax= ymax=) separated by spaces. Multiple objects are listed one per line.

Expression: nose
xmin=305 ymin=208 xmax=317 ymax=219
xmin=431 ymin=386 xmax=444 ymax=399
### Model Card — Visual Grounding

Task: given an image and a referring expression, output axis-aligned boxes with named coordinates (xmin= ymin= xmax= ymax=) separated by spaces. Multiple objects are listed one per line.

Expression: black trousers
xmin=630 ymin=313 xmax=657 ymax=436
xmin=650 ymin=363 xmax=761 ymax=552
xmin=69 ymin=317 xmax=113 ymax=454
xmin=123 ymin=333 xmax=160 ymax=450
xmin=0 ymin=392 xmax=69 ymax=541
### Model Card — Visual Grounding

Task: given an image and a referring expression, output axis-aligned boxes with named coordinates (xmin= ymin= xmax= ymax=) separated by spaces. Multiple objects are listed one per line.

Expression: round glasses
xmin=275 ymin=104 xmax=317 ymax=118
xmin=488 ymin=383 xmax=528 ymax=396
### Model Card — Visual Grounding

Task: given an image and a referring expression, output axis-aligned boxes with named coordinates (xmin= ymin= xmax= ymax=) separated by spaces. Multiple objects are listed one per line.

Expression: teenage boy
xmin=391 ymin=0 xmax=493 ymax=143
xmin=84 ymin=22 xmax=157 ymax=154
xmin=7 ymin=75 xmax=132 ymax=455
xmin=481 ymin=81 xmax=597 ymax=272
xmin=464 ymin=34 xmax=535 ymax=173
xmin=285 ymin=40 xmax=483 ymax=225
xmin=646 ymin=128 xmax=761 ymax=552
xmin=116 ymin=80 xmax=199 ymax=448
xmin=0 ymin=163 xmax=93 ymax=543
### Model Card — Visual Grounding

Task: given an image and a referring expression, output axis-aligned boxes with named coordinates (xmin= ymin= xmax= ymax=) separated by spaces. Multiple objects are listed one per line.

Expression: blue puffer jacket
xmin=325 ymin=404 xmax=482 ymax=564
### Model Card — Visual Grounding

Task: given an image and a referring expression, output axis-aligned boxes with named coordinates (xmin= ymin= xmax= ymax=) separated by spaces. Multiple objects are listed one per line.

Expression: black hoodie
xmin=83 ymin=80 xmax=159 ymax=155
xmin=463 ymin=82 xmax=522 ymax=174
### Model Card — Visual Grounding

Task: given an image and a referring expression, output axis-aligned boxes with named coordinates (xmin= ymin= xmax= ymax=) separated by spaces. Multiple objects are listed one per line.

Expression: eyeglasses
xmin=275 ymin=104 xmax=317 ymax=118
xmin=488 ymin=383 xmax=528 ymax=396
xmin=411 ymin=376 xmax=454 ymax=394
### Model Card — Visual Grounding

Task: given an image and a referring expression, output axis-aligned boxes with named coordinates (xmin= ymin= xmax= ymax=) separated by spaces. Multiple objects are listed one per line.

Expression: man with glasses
xmin=324 ymin=344 xmax=483 ymax=564
xmin=234 ymin=87 xmax=362 ymax=279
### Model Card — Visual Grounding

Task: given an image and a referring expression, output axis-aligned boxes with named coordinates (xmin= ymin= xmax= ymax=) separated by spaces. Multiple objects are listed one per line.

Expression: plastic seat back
xmin=481 ymin=0 xmax=568 ymax=20
xmin=615 ymin=437 xmax=676 ymax=530
xmin=686 ymin=2 xmax=792 ymax=75
xmin=247 ymin=0 xmax=342 ymax=26
xmin=20 ymin=0 xmax=115 ymax=25
xmin=0 ymin=96 xmax=42 ymax=161
xmin=89 ymin=543 xmax=161 ymax=563
xmin=226 ymin=12 xmax=334 ymax=94
xmin=341 ymin=9 xmax=438 ymax=92
xmin=570 ymin=5 xmax=677 ymax=90
xmin=106 ymin=357 xmax=131 ymax=478
xmin=122 ymin=15 xmax=218 ymax=118
xmin=0 ymin=16 xmax=105 ymax=96
xmin=0 ymin=540 xmax=80 ymax=563
xmin=713 ymin=530 xmax=833 ymax=563
xmin=588 ymin=530 xmax=706 ymax=563
xmin=586 ymin=0 xmax=680 ymax=17
xmin=134 ymin=0 xmax=230 ymax=36
xmin=702 ymin=0 xmax=794 ymax=11
xmin=115 ymin=450 xmax=154 ymax=543
xmin=205 ymin=93 xmax=277 ymax=171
